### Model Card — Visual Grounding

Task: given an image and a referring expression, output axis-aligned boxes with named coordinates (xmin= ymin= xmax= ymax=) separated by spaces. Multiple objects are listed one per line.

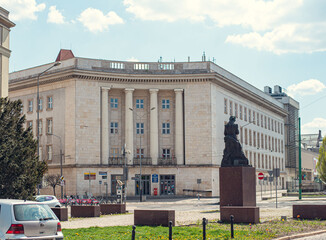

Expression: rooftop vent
xmin=274 ymin=85 xmax=282 ymax=94
xmin=264 ymin=86 xmax=272 ymax=94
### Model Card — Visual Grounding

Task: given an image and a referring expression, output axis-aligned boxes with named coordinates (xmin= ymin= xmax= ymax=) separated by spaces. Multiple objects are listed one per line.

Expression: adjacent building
xmin=0 ymin=7 xmax=15 ymax=98
xmin=9 ymin=50 xmax=290 ymax=197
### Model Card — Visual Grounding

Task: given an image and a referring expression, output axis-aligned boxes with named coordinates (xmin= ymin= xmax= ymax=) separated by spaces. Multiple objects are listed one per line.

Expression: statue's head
xmin=229 ymin=116 xmax=236 ymax=123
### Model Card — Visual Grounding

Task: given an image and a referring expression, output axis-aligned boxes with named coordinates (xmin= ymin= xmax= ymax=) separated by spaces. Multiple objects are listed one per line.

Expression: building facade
xmin=0 ymin=7 xmax=15 ymax=98
xmin=9 ymin=50 xmax=289 ymax=198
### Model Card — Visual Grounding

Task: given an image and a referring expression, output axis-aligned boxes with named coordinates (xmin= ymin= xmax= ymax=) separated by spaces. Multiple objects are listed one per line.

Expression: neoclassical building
xmin=0 ymin=7 xmax=15 ymax=98
xmin=9 ymin=50 xmax=290 ymax=197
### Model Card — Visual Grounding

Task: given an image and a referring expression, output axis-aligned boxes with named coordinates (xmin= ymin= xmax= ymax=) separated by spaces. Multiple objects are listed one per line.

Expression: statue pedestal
xmin=219 ymin=167 xmax=259 ymax=223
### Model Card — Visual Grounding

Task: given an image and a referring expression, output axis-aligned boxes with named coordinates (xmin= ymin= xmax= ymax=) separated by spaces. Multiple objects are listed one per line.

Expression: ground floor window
xmin=135 ymin=175 xmax=151 ymax=195
xmin=160 ymin=175 xmax=175 ymax=195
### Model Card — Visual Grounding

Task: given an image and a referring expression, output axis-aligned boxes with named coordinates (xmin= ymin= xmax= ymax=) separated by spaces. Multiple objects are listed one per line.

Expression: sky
xmin=1 ymin=0 xmax=326 ymax=136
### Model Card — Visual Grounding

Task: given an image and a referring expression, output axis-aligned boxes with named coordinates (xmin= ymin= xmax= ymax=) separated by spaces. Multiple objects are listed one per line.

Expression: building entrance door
xmin=160 ymin=175 xmax=175 ymax=195
xmin=135 ymin=175 xmax=150 ymax=195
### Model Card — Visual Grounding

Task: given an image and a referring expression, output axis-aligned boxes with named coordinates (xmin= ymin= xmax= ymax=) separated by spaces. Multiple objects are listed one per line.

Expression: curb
xmin=275 ymin=229 xmax=326 ymax=240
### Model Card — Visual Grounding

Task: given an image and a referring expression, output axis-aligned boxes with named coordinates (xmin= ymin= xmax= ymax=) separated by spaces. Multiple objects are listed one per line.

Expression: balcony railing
xmin=108 ymin=157 xmax=125 ymax=165
xmin=133 ymin=157 xmax=152 ymax=165
xmin=158 ymin=157 xmax=177 ymax=166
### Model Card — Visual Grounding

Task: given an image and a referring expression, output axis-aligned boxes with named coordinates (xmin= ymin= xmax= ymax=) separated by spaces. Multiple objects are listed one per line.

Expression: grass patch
xmin=62 ymin=219 xmax=326 ymax=239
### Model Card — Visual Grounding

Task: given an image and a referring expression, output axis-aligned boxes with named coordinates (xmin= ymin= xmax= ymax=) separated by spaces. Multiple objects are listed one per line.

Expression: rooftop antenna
xmin=160 ymin=56 xmax=162 ymax=62
xmin=202 ymin=51 xmax=206 ymax=62
xmin=212 ymin=57 xmax=216 ymax=63
xmin=188 ymin=56 xmax=190 ymax=62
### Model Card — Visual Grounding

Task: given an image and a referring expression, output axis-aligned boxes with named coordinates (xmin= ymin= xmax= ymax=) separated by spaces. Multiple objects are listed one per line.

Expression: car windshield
xmin=36 ymin=196 xmax=54 ymax=202
xmin=14 ymin=204 xmax=57 ymax=221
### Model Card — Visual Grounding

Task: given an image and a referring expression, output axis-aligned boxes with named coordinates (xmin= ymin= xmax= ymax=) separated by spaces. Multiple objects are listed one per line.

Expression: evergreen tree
xmin=0 ymin=97 xmax=47 ymax=199
xmin=317 ymin=136 xmax=326 ymax=183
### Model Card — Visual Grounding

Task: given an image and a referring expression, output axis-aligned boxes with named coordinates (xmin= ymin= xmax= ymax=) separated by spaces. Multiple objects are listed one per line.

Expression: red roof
xmin=55 ymin=49 xmax=75 ymax=61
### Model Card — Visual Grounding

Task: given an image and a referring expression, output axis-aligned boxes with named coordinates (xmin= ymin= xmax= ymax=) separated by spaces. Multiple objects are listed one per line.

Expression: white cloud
xmin=123 ymin=0 xmax=303 ymax=31
xmin=47 ymin=6 xmax=65 ymax=24
xmin=286 ymin=79 xmax=326 ymax=97
xmin=0 ymin=0 xmax=45 ymax=21
xmin=123 ymin=0 xmax=326 ymax=54
xmin=126 ymin=57 xmax=139 ymax=62
xmin=226 ymin=23 xmax=326 ymax=54
xmin=78 ymin=8 xmax=124 ymax=33
xmin=302 ymin=118 xmax=326 ymax=136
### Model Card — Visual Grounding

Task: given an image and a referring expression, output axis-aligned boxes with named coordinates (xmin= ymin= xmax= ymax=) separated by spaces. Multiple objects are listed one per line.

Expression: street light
xmin=129 ymin=107 xmax=155 ymax=202
xmin=37 ymin=62 xmax=61 ymax=159
xmin=49 ymin=133 xmax=64 ymax=199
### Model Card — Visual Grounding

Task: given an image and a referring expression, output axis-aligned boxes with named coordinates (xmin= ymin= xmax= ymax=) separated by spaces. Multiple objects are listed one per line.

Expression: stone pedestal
xmin=134 ymin=210 xmax=175 ymax=227
xmin=51 ymin=207 xmax=68 ymax=221
xmin=220 ymin=206 xmax=259 ymax=223
xmin=219 ymin=166 xmax=259 ymax=223
xmin=220 ymin=167 xmax=256 ymax=206
xmin=100 ymin=204 xmax=126 ymax=215
xmin=71 ymin=206 xmax=100 ymax=218
xmin=293 ymin=205 xmax=326 ymax=220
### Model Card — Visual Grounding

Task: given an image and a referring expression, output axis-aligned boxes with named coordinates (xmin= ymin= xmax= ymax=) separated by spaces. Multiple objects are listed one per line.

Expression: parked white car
xmin=35 ymin=195 xmax=61 ymax=208
xmin=0 ymin=199 xmax=64 ymax=240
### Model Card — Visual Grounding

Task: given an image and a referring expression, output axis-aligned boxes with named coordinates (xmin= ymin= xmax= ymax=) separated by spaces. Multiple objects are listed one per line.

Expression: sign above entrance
xmin=152 ymin=174 xmax=158 ymax=183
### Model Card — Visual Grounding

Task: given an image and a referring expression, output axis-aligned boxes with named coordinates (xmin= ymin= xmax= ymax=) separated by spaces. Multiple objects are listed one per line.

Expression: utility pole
xmin=299 ymin=117 xmax=302 ymax=200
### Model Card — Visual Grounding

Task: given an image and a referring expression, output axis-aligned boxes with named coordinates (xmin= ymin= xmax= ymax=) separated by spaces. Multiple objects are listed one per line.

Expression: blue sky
xmin=1 ymin=0 xmax=326 ymax=136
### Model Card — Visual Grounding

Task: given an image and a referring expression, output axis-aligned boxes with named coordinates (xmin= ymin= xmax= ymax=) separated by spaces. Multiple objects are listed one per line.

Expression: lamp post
xmin=299 ymin=117 xmax=302 ymax=200
xmin=129 ymin=107 xmax=155 ymax=202
xmin=49 ymin=133 xmax=63 ymax=200
xmin=37 ymin=62 xmax=61 ymax=159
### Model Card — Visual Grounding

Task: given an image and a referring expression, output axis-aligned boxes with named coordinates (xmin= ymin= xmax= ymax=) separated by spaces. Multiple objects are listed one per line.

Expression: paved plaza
xmin=61 ymin=192 xmax=326 ymax=232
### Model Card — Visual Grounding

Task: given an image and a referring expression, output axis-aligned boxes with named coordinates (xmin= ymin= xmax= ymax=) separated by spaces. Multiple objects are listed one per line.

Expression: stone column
xmin=174 ymin=89 xmax=184 ymax=165
xmin=149 ymin=89 xmax=159 ymax=165
xmin=101 ymin=87 xmax=110 ymax=165
xmin=125 ymin=88 xmax=134 ymax=165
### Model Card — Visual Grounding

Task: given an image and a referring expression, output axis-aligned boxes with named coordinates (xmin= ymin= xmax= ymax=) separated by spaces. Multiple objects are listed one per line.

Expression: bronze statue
xmin=221 ymin=116 xmax=249 ymax=167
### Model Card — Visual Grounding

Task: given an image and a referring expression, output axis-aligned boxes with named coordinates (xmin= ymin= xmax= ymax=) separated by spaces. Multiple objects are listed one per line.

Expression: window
xmin=281 ymin=123 xmax=283 ymax=135
xmin=244 ymin=107 xmax=247 ymax=121
xmin=47 ymin=96 xmax=53 ymax=110
xmin=162 ymin=149 xmax=171 ymax=158
xmin=240 ymin=127 xmax=243 ymax=143
xmin=245 ymin=128 xmax=248 ymax=145
xmin=110 ymin=98 xmax=118 ymax=108
xmin=229 ymin=101 xmax=233 ymax=116
xmin=134 ymin=63 xmax=149 ymax=70
xmin=264 ymin=116 xmax=267 ymax=129
xmin=268 ymin=118 xmax=270 ymax=130
xmin=253 ymin=131 xmax=256 ymax=147
xmin=224 ymin=98 xmax=228 ymax=114
xmin=271 ymin=119 xmax=274 ymax=131
xmin=261 ymin=133 xmax=264 ymax=149
xmin=262 ymin=154 xmax=265 ymax=169
xmin=28 ymin=100 xmax=33 ymax=112
xmin=27 ymin=121 xmax=33 ymax=130
xmin=265 ymin=135 xmax=267 ymax=150
xmin=159 ymin=64 xmax=174 ymax=70
xmin=136 ymin=148 xmax=144 ymax=158
xmin=249 ymin=130 xmax=252 ymax=146
xmin=257 ymin=113 xmax=259 ymax=126
xmin=261 ymin=115 xmax=263 ymax=128
xmin=278 ymin=122 xmax=280 ymax=133
xmin=38 ymin=98 xmax=43 ymax=111
xmin=162 ymin=99 xmax=170 ymax=109
xmin=239 ymin=105 xmax=243 ymax=120
xmin=46 ymin=118 xmax=53 ymax=135
xmin=162 ymin=122 xmax=170 ymax=134
xmin=235 ymin=103 xmax=238 ymax=118
xmin=110 ymin=148 xmax=119 ymax=157
xmin=249 ymin=110 xmax=251 ymax=122
xmin=269 ymin=136 xmax=271 ymax=150
xmin=110 ymin=62 xmax=125 ymax=69
xmin=257 ymin=133 xmax=260 ymax=148
xmin=47 ymin=145 xmax=52 ymax=161
xmin=136 ymin=122 xmax=144 ymax=134
xmin=110 ymin=122 xmax=118 ymax=134
xmin=38 ymin=119 xmax=43 ymax=136
xmin=253 ymin=111 xmax=256 ymax=124
xmin=136 ymin=99 xmax=144 ymax=109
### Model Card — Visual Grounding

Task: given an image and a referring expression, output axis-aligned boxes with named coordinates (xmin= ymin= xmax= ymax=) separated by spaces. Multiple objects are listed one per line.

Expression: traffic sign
xmin=258 ymin=172 xmax=264 ymax=180
xmin=60 ymin=176 xmax=64 ymax=181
